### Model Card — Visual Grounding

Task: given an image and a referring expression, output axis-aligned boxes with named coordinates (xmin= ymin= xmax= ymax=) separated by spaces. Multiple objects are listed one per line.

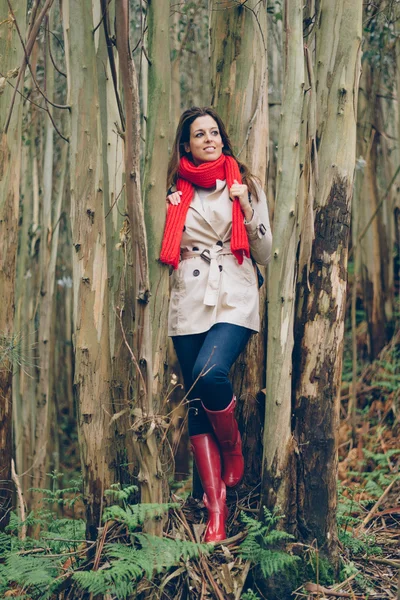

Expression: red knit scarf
xmin=159 ymin=154 xmax=250 ymax=269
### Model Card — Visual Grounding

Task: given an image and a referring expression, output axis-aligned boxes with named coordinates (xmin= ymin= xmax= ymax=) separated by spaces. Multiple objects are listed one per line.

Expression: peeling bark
xmin=64 ymin=0 xmax=116 ymax=540
xmin=210 ymin=0 xmax=270 ymax=490
xmin=293 ymin=0 xmax=362 ymax=563
xmin=210 ymin=0 xmax=269 ymax=183
xmin=260 ymin=0 xmax=304 ymax=519
xmin=115 ymin=0 xmax=169 ymax=531
xmin=0 ymin=0 xmax=27 ymax=529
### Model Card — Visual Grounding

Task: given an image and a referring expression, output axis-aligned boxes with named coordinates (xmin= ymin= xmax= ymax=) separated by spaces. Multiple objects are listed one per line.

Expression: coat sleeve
xmin=244 ymin=182 xmax=272 ymax=266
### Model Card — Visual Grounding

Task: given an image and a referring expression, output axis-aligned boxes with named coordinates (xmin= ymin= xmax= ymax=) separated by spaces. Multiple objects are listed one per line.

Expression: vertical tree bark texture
xmin=210 ymin=0 xmax=268 ymax=184
xmin=355 ymin=63 xmax=387 ymax=358
xmin=170 ymin=8 xmax=182 ymax=135
xmin=293 ymin=0 xmax=362 ymax=561
xmin=143 ymin=0 xmax=170 ymax=409
xmin=30 ymin=38 xmax=67 ymax=517
xmin=64 ymin=0 xmax=116 ymax=540
xmin=260 ymin=0 xmax=304 ymax=519
xmin=210 ymin=0 xmax=269 ymax=489
xmin=266 ymin=9 xmax=283 ymax=218
xmin=0 ymin=0 xmax=27 ymax=528
xmin=13 ymin=120 xmax=37 ymax=503
xmin=95 ymin=1 xmax=137 ymax=486
xmin=115 ymin=1 xmax=166 ymax=527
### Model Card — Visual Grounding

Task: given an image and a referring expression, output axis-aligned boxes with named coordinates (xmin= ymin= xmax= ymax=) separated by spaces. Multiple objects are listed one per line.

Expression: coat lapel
xmin=190 ymin=179 xmax=229 ymax=238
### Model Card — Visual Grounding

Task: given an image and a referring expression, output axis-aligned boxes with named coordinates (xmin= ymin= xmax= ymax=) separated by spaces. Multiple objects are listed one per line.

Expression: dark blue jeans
xmin=172 ymin=323 xmax=252 ymax=436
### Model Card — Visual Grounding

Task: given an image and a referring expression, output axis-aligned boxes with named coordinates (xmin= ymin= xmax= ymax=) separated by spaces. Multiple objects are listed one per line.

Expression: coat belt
xmin=180 ymin=245 xmax=232 ymax=307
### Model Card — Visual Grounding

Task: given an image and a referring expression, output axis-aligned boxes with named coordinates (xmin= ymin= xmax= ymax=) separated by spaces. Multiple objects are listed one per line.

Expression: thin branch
xmin=46 ymin=24 xmax=66 ymax=78
xmin=100 ymin=0 xmax=126 ymax=131
xmin=105 ymin=182 xmax=126 ymax=219
xmin=4 ymin=0 xmax=55 ymax=133
xmin=116 ymin=306 xmax=147 ymax=400
xmin=357 ymin=477 xmax=398 ymax=530
xmin=7 ymin=0 xmax=70 ymax=111
xmin=0 ymin=70 xmax=46 ymax=111
xmin=93 ymin=0 xmax=112 ymax=35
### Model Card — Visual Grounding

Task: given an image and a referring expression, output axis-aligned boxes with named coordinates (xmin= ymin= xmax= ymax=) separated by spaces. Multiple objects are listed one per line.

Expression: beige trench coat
xmin=168 ymin=179 xmax=272 ymax=336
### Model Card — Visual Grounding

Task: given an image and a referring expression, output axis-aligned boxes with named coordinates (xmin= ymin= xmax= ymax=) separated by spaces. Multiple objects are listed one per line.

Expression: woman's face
xmin=184 ymin=115 xmax=224 ymax=166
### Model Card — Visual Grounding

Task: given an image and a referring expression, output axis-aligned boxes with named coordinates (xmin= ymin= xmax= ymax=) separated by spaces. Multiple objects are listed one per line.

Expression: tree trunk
xmin=13 ymin=109 xmax=37 ymax=503
xmin=354 ymin=61 xmax=387 ymax=359
xmin=210 ymin=0 xmax=268 ymax=183
xmin=115 ymin=1 xmax=167 ymax=531
xmin=143 ymin=0 xmax=170 ymax=409
xmin=210 ymin=0 xmax=269 ymax=489
xmin=0 ymin=0 xmax=27 ymax=528
xmin=95 ymin=0 xmax=137 ymax=488
xmin=64 ymin=0 xmax=116 ymax=540
xmin=260 ymin=0 xmax=304 ymax=521
xmin=30 ymin=31 xmax=67 ymax=516
xmin=292 ymin=0 xmax=362 ymax=562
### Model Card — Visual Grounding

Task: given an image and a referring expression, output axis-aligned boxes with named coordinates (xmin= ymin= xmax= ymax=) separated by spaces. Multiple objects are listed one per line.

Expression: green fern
xmin=102 ymin=502 xmax=179 ymax=530
xmin=73 ymin=535 xmax=209 ymax=599
xmin=0 ymin=551 xmax=62 ymax=600
xmin=337 ymin=483 xmax=383 ymax=558
xmin=104 ymin=482 xmax=138 ymax=502
xmin=239 ymin=507 xmax=299 ymax=578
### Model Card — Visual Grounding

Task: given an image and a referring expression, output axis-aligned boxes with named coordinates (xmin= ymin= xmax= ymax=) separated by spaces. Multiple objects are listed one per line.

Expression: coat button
xmin=219 ymin=265 xmax=223 ymax=272
xmin=216 ymin=240 xmax=223 ymax=247
xmin=192 ymin=246 xmax=199 ymax=251
xmin=193 ymin=269 xmax=200 ymax=277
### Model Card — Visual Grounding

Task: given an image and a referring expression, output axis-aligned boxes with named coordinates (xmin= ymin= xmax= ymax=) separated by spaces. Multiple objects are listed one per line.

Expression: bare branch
xmin=4 ymin=0 xmax=55 ymax=133
xmin=7 ymin=0 xmax=70 ymax=111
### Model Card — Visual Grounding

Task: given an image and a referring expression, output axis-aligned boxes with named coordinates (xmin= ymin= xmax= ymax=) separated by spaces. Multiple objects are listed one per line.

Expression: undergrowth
xmin=239 ymin=506 xmax=299 ymax=579
xmin=0 ymin=477 xmax=208 ymax=599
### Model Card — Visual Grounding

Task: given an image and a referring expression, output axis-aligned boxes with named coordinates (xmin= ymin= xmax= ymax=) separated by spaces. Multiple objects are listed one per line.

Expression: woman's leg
xmin=172 ymin=332 xmax=213 ymax=437
xmin=191 ymin=323 xmax=252 ymax=411
xmin=191 ymin=323 xmax=252 ymax=488
xmin=172 ymin=330 xmax=232 ymax=542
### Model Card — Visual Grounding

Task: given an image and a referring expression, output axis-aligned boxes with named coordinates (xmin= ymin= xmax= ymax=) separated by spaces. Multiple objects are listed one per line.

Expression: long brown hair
xmin=167 ymin=106 xmax=260 ymax=201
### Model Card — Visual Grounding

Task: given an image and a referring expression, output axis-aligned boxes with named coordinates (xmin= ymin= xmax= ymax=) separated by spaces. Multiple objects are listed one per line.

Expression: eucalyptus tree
xmin=352 ymin=2 xmax=400 ymax=360
xmin=209 ymin=0 xmax=269 ymax=487
xmin=0 ymin=0 xmax=27 ymax=528
xmin=115 ymin=0 xmax=171 ymax=530
xmin=262 ymin=0 xmax=362 ymax=566
xmin=63 ymin=0 xmax=139 ymax=538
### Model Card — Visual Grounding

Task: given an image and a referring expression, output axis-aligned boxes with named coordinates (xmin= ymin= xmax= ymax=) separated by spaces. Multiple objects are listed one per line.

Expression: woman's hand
xmin=166 ymin=191 xmax=182 ymax=206
xmin=229 ymin=180 xmax=253 ymax=221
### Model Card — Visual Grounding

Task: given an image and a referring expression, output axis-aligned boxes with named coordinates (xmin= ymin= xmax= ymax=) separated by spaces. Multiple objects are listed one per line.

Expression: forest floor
xmin=1 ymin=323 xmax=398 ymax=600
xmin=159 ymin=327 xmax=400 ymax=600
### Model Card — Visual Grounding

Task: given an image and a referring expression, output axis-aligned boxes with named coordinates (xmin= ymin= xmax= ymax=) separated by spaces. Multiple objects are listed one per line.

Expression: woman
xmin=160 ymin=107 xmax=272 ymax=543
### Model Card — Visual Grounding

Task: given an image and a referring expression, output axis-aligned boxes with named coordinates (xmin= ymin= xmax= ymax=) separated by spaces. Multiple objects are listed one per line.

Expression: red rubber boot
xmin=203 ymin=397 xmax=244 ymax=488
xmin=190 ymin=433 xmax=228 ymax=543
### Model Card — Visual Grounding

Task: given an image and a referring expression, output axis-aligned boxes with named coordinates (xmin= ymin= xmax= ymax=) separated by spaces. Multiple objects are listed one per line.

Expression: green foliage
xmin=0 ymin=551 xmax=61 ymax=600
xmin=267 ymin=1 xmax=282 ymax=23
xmin=0 ymin=477 xmax=207 ymax=599
xmin=337 ymin=480 xmax=385 ymax=566
xmin=103 ymin=502 xmax=180 ymax=530
xmin=305 ymin=550 xmax=335 ymax=586
xmin=239 ymin=507 xmax=299 ymax=579
xmin=30 ymin=470 xmax=83 ymax=510
xmin=104 ymin=482 xmax=138 ymax=502
xmin=363 ymin=1 xmax=398 ymax=83
xmin=73 ymin=536 xmax=208 ymax=598
xmin=241 ymin=589 xmax=262 ymax=600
